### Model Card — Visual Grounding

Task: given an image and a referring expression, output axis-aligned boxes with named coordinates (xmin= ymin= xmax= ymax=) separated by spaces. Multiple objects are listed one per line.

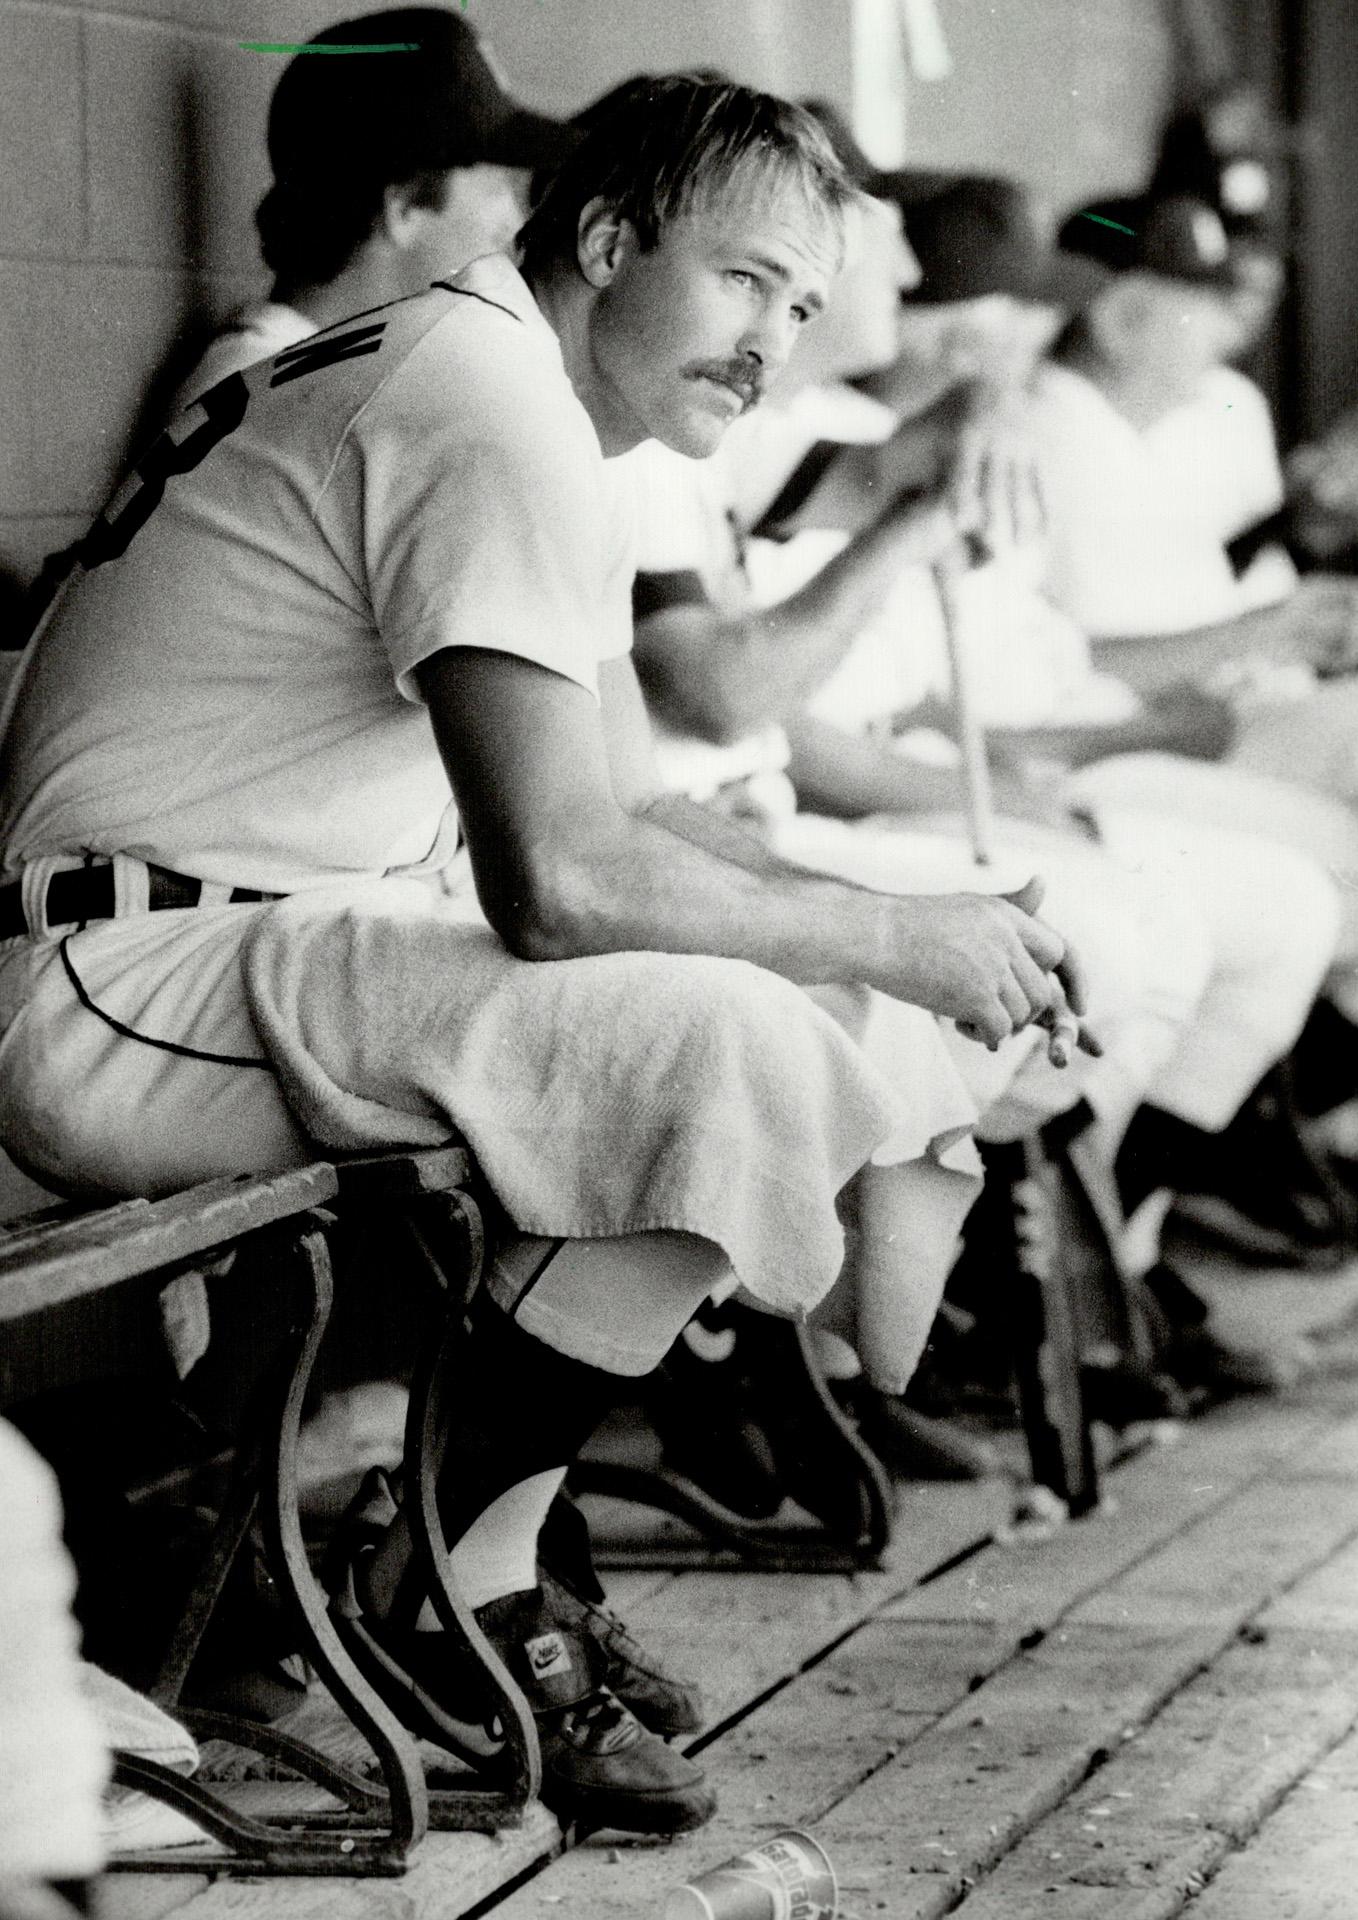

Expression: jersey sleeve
xmin=351 ymin=316 xmax=617 ymax=704
xmin=597 ymin=458 xmax=638 ymax=664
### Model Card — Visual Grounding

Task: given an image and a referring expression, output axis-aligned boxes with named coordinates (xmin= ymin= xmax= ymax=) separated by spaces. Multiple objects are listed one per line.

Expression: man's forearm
xmin=638 ymin=790 xmax=798 ymax=876
xmin=637 ymin=498 xmax=950 ymax=742
xmin=785 ymin=713 xmax=962 ymax=819
xmin=1087 ymin=604 xmax=1285 ymax=693
xmin=987 ymin=713 xmax=1185 ymax=769
xmin=759 ymin=500 xmax=950 ymax=712
xmin=516 ymin=797 xmax=900 ymax=989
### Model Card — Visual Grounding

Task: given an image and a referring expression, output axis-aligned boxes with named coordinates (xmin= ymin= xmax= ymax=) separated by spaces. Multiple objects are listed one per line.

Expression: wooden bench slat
xmin=0 ymin=1194 xmax=155 ymax=1260
xmin=0 ymin=1165 xmax=339 ymax=1321
xmin=330 ymin=1144 xmax=474 ymax=1200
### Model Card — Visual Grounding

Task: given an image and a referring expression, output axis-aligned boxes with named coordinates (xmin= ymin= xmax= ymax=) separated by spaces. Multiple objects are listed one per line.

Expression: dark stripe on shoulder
xmin=750 ymin=441 xmax=845 ymax=541
xmin=429 ymin=283 xmax=524 ymax=325
xmin=633 ymin=570 xmax=711 ymax=622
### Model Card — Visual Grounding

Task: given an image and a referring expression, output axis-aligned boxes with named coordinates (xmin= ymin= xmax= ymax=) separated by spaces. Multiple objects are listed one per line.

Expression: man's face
xmin=402 ymin=163 xmax=527 ymax=286
xmin=894 ymin=294 xmax=1062 ymax=397
xmin=1104 ymin=274 xmax=1241 ymax=400
xmin=1227 ymin=248 xmax=1285 ymax=356
xmin=585 ymin=184 xmax=842 ymax=457
xmin=788 ymin=195 xmax=920 ymax=385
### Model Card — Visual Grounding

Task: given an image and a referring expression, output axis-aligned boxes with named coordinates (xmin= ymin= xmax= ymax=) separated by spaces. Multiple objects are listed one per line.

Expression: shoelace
xmin=555 ymin=1691 xmax=639 ymax=1755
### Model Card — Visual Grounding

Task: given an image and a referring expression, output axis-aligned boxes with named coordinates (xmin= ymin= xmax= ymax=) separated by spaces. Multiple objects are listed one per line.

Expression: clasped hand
xmin=893 ymin=876 xmax=1100 ymax=1063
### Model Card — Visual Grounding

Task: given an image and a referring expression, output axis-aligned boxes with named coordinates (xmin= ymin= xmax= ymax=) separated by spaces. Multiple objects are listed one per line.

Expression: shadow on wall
xmin=115 ymin=65 xmax=235 ymax=482
xmin=3 ymin=63 xmax=239 ymax=652
xmin=0 ymin=571 xmax=27 ymax=655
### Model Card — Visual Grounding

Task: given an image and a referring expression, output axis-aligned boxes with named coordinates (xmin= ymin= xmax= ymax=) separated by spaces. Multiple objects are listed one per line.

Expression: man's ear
xmin=576 ymin=197 xmax=636 ymax=288
xmin=380 ymin=181 xmax=439 ymax=250
xmin=1088 ymin=279 xmax=1137 ymax=355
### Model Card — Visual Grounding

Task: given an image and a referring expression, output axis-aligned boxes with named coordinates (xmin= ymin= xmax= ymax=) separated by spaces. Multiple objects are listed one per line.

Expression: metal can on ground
xmin=663 ymin=1828 xmax=838 ymax=1920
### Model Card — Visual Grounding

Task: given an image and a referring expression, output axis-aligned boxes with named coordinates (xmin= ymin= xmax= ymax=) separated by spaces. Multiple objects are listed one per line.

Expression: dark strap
xmin=631 ymin=569 xmax=710 ymax=622
xmin=749 ymin=439 xmax=844 ymax=541
xmin=0 ymin=863 xmax=280 ymax=941
xmin=1226 ymin=505 xmax=1291 ymax=576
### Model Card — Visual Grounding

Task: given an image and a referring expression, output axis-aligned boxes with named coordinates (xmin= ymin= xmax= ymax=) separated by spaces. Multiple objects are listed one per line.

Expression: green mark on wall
xmin=1077 ymin=211 xmax=1137 ymax=236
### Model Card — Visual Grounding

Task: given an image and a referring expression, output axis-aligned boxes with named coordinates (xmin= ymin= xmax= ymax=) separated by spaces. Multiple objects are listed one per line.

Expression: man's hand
xmin=988 ymin=760 xmax=1099 ymax=835
xmin=886 ymin=876 xmax=1091 ymax=1051
xmin=1143 ymin=682 xmax=1238 ymax=758
xmin=943 ymin=391 xmax=1045 ymax=562
xmin=872 ymin=390 xmax=1045 ymax=576
xmin=1269 ymin=575 xmax=1358 ymax=676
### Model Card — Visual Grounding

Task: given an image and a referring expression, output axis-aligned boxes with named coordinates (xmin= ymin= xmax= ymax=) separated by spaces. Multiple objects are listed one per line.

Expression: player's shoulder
xmin=1026 ymin=362 xmax=1129 ymax=466
xmin=364 ymin=256 xmax=576 ymax=430
xmin=224 ymin=258 xmax=554 ymax=428
xmin=1194 ymin=364 xmax=1272 ymax=421
xmin=399 ymin=256 xmax=560 ymax=375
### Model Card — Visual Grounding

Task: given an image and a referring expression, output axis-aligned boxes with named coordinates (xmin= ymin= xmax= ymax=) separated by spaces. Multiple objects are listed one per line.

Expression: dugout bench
xmin=0 ymin=1122 xmax=1127 ymax=1875
xmin=0 ymin=1147 xmax=540 ymax=1879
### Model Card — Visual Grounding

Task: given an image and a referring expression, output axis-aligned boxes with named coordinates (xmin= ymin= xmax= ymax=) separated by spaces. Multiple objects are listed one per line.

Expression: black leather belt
xmin=0 ymin=862 xmax=280 ymax=941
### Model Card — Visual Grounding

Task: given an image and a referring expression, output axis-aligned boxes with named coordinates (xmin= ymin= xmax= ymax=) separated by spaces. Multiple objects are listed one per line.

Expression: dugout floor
xmin=99 ymin=1251 xmax=1358 ymax=1920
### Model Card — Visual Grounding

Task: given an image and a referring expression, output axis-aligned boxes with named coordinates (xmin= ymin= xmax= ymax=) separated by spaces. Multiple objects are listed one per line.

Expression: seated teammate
xmin=918 ymin=181 xmax=1358 ymax=995
xmin=0 ymin=78 xmax=1091 ymax=1835
xmin=1029 ymin=192 xmax=1358 ymax=811
xmin=626 ymin=158 xmax=1343 ymax=1288
xmin=179 ymin=8 xmax=573 ymax=400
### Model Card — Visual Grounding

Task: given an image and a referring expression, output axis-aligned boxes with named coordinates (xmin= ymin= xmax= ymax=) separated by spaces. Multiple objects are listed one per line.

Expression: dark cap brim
xmin=473 ymin=104 xmax=579 ymax=172
xmin=1031 ymin=248 xmax=1114 ymax=310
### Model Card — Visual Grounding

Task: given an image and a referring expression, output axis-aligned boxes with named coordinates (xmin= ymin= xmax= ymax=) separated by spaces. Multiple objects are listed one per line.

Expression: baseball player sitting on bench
xmin=0 ymin=77 xmax=1090 ymax=1833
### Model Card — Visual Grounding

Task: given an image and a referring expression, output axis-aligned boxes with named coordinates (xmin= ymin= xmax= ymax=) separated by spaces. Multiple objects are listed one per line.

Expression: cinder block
xmin=60 ymin=1 xmax=342 ymax=37
xmin=188 ymin=37 xmax=283 ymax=271
xmin=0 ymin=5 xmax=84 ymax=257
xmin=88 ymin=17 xmax=409 ymax=271
xmin=85 ymin=16 xmax=206 ymax=266
xmin=0 ymin=261 xmax=205 ymax=517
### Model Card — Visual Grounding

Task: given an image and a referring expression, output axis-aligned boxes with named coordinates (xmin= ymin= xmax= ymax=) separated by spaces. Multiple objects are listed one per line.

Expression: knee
xmin=1258 ymin=848 xmax=1342 ymax=982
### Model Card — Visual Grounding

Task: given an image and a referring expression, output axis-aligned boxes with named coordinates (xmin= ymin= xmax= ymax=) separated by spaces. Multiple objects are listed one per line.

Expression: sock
xmin=1115 ymin=1104 xmax=1214 ymax=1213
xmin=1290 ymin=1000 xmax=1358 ymax=1118
xmin=419 ymin=1467 xmax=567 ymax=1621
xmin=362 ymin=1293 xmax=621 ymax=1625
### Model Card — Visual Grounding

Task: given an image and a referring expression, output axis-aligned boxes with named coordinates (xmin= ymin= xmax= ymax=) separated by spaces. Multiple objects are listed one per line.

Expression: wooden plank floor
xmin=103 ymin=1259 xmax=1358 ymax=1920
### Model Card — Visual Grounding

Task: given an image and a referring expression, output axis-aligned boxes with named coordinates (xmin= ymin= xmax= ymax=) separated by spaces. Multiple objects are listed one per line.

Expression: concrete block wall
xmin=0 ymin=0 xmax=851 ymax=608
xmin=895 ymin=0 xmax=1173 ymax=223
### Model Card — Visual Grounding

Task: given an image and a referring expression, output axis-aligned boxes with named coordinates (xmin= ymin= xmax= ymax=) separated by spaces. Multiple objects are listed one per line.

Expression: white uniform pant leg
xmin=0 ymin=914 xmax=312 ymax=1200
xmin=0 ymin=890 xmax=986 ymax=1396
xmin=1069 ymin=749 xmax=1358 ymax=987
xmin=1231 ymin=679 xmax=1358 ymax=810
xmin=1088 ymin=807 xmax=1340 ymax=1131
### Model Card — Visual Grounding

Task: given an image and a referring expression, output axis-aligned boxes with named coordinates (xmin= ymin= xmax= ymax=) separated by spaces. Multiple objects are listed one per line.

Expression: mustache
xmin=686 ymin=360 xmax=766 ymax=409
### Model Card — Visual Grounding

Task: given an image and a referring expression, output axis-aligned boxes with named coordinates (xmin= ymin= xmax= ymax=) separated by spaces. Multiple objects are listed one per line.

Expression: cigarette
xmin=1046 ymin=1009 xmax=1080 ymax=1068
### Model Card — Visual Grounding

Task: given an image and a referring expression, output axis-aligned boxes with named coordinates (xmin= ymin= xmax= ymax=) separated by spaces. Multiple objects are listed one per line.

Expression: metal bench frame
xmin=0 ymin=1148 xmax=542 ymax=1878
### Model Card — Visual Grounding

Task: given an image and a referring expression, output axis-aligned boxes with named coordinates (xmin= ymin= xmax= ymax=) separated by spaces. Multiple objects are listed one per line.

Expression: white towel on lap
xmin=242 ymin=880 xmax=982 ymax=1318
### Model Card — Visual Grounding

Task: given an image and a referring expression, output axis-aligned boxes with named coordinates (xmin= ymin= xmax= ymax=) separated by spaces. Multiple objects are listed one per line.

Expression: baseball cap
xmin=1150 ymin=89 xmax=1287 ymax=241
xmin=1058 ymin=193 xmax=1245 ymax=291
xmin=266 ymin=7 xmax=576 ymax=184
xmin=899 ymin=176 xmax=1110 ymax=307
